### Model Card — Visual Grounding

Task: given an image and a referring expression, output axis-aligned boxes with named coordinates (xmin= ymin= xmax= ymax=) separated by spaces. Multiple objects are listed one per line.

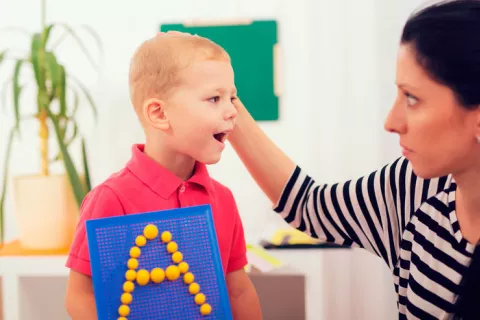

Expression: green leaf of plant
xmin=0 ymin=127 xmax=17 ymax=246
xmin=69 ymin=75 xmax=98 ymax=121
xmin=50 ymin=86 xmax=81 ymax=162
xmin=58 ymin=115 xmax=67 ymax=140
xmin=45 ymin=52 xmax=66 ymax=116
xmin=45 ymin=108 xmax=86 ymax=207
xmin=41 ymin=24 xmax=54 ymax=49
xmin=38 ymin=89 xmax=50 ymax=114
xmin=81 ymin=138 xmax=92 ymax=192
xmin=45 ymin=52 xmax=59 ymax=100
xmin=64 ymin=119 xmax=78 ymax=146
xmin=12 ymin=59 xmax=24 ymax=132
xmin=0 ymin=50 xmax=6 ymax=70
xmin=32 ymin=31 xmax=50 ymax=115
xmin=47 ymin=87 xmax=82 ymax=163
xmin=59 ymin=116 xmax=78 ymax=148
xmin=30 ymin=33 xmax=45 ymax=90
xmin=49 ymin=116 xmax=66 ymax=162
xmin=50 ymin=116 xmax=81 ymax=163
xmin=56 ymin=64 xmax=67 ymax=116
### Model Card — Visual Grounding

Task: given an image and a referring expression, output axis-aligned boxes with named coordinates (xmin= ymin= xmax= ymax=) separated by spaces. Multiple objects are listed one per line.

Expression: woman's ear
xmin=476 ymin=106 xmax=480 ymax=144
xmin=143 ymin=98 xmax=170 ymax=131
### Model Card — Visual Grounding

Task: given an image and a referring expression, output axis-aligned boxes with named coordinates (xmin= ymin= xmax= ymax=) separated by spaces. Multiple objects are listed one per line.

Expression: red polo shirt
xmin=66 ymin=144 xmax=247 ymax=276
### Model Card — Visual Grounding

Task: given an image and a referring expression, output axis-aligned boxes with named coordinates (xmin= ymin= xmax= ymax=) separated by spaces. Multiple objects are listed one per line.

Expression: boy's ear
xmin=143 ymin=98 xmax=170 ymax=131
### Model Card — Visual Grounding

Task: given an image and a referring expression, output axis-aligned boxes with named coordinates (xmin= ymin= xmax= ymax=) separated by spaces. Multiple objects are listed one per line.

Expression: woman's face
xmin=384 ymin=44 xmax=480 ymax=179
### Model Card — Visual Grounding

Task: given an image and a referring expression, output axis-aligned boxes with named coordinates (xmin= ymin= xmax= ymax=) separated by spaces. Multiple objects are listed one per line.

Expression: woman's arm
xmin=229 ymin=98 xmax=448 ymax=268
xmin=229 ymin=99 xmax=297 ymax=205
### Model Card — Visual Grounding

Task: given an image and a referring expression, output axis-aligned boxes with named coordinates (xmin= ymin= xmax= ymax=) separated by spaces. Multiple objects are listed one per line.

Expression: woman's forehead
xmin=396 ymin=45 xmax=450 ymax=95
xmin=395 ymin=45 xmax=428 ymax=88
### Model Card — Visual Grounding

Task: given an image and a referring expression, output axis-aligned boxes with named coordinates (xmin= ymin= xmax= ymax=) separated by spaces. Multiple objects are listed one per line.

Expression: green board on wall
xmin=160 ymin=20 xmax=279 ymax=121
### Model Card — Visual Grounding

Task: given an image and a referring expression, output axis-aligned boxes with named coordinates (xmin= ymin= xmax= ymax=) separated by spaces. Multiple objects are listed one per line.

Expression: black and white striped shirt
xmin=274 ymin=157 xmax=476 ymax=319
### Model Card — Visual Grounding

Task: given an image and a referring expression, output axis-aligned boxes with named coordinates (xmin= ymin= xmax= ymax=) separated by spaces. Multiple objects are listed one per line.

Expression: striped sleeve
xmin=273 ymin=157 xmax=449 ymax=269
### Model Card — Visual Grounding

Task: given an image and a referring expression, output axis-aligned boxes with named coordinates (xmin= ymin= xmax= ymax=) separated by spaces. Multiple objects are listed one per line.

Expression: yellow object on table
xmin=269 ymin=228 xmax=321 ymax=245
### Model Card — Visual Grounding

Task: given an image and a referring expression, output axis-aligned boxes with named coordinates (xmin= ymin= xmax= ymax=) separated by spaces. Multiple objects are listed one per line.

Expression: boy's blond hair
xmin=128 ymin=33 xmax=230 ymax=114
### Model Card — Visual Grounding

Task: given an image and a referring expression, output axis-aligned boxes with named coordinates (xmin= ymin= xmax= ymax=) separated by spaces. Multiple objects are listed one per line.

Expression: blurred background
xmin=0 ymin=0 xmax=424 ymax=319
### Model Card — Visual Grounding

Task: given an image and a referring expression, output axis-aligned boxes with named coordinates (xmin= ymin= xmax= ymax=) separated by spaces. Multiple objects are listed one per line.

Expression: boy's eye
xmin=208 ymin=96 xmax=220 ymax=103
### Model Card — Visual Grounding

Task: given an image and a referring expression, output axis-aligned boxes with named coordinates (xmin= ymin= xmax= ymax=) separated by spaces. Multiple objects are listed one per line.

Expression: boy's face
xmin=160 ymin=59 xmax=238 ymax=165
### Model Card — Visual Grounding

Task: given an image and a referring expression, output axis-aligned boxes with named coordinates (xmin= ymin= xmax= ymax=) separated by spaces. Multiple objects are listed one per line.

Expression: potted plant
xmin=0 ymin=0 xmax=102 ymax=250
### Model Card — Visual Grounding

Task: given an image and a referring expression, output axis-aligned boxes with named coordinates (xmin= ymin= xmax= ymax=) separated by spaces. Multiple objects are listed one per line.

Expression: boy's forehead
xmin=180 ymin=60 xmax=235 ymax=86
xmin=188 ymin=59 xmax=233 ymax=73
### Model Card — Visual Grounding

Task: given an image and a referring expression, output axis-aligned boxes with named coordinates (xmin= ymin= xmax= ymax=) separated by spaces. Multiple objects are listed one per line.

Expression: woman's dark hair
xmin=400 ymin=0 xmax=480 ymax=110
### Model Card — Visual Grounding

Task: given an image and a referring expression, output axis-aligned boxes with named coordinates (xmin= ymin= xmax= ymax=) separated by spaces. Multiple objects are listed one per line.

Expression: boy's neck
xmin=143 ymin=141 xmax=196 ymax=181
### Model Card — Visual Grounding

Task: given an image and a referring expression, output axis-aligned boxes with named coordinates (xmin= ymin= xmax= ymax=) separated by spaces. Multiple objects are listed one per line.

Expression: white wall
xmin=0 ymin=0 xmax=424 ymax=318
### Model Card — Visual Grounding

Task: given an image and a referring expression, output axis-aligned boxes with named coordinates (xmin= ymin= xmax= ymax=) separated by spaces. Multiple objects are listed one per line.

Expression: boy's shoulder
xmin=209 ymin=177 xmax=230 ymax=192
xmin=88 ymin=162 xmax=145 ymax=197
xmin=208 ymin=177 xmax=238 ymax=207
xmin=80 ymin=166 xmax=135 ymax=209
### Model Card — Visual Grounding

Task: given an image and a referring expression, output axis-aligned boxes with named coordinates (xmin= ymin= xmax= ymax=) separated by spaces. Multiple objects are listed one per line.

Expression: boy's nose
xmin=224 ymin=103 xmax=238 ymax=120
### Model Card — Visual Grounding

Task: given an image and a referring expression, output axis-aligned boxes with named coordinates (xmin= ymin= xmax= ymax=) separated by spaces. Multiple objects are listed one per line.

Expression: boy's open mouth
xmin=213 ymin=131 xmax=229 ymax=143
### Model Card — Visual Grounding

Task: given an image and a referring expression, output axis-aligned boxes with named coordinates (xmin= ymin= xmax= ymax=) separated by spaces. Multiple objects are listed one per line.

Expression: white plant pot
xmin=13 ymin=174 xmax=80 ymax=250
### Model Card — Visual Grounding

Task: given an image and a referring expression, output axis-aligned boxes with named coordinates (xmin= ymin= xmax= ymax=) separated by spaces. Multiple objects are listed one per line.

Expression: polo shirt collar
xmin=126 ymin=144 xmax=213 ymax=199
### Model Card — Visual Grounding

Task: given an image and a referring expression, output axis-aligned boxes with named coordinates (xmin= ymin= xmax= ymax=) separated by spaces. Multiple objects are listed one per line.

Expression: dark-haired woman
xmin=229 ymin=1 xmax=480 ymax=319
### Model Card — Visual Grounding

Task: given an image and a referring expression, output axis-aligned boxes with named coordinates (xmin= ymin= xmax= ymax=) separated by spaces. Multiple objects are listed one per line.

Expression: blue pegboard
xmin=86 ymin=204 xmax=233 ymax=320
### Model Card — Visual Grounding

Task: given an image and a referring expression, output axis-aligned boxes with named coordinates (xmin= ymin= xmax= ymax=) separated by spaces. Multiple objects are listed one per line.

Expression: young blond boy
xmin=65 ymin=32 xmax=262 ymax=319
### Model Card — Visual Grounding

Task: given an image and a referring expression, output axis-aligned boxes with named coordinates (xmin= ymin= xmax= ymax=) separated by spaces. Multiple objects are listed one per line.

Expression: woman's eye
xmin=405 ymin=93 xmax=419 ymax=106
xmin=208 ymin=96 xmax=220 ymax=103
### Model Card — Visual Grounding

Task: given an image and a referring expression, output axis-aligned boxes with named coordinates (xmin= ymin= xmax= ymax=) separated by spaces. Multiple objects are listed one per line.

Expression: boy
xmin=65 ymin=32 xmax=262 ymax=319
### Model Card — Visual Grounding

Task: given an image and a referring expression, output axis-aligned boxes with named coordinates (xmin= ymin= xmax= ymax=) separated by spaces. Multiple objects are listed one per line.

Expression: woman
xmin=229 ymin=0 xmax=480 ymax=319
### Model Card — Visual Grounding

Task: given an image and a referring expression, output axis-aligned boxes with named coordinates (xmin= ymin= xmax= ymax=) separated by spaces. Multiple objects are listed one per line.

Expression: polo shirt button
xmin=179 ymin=185 xmax=186 ymax=192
